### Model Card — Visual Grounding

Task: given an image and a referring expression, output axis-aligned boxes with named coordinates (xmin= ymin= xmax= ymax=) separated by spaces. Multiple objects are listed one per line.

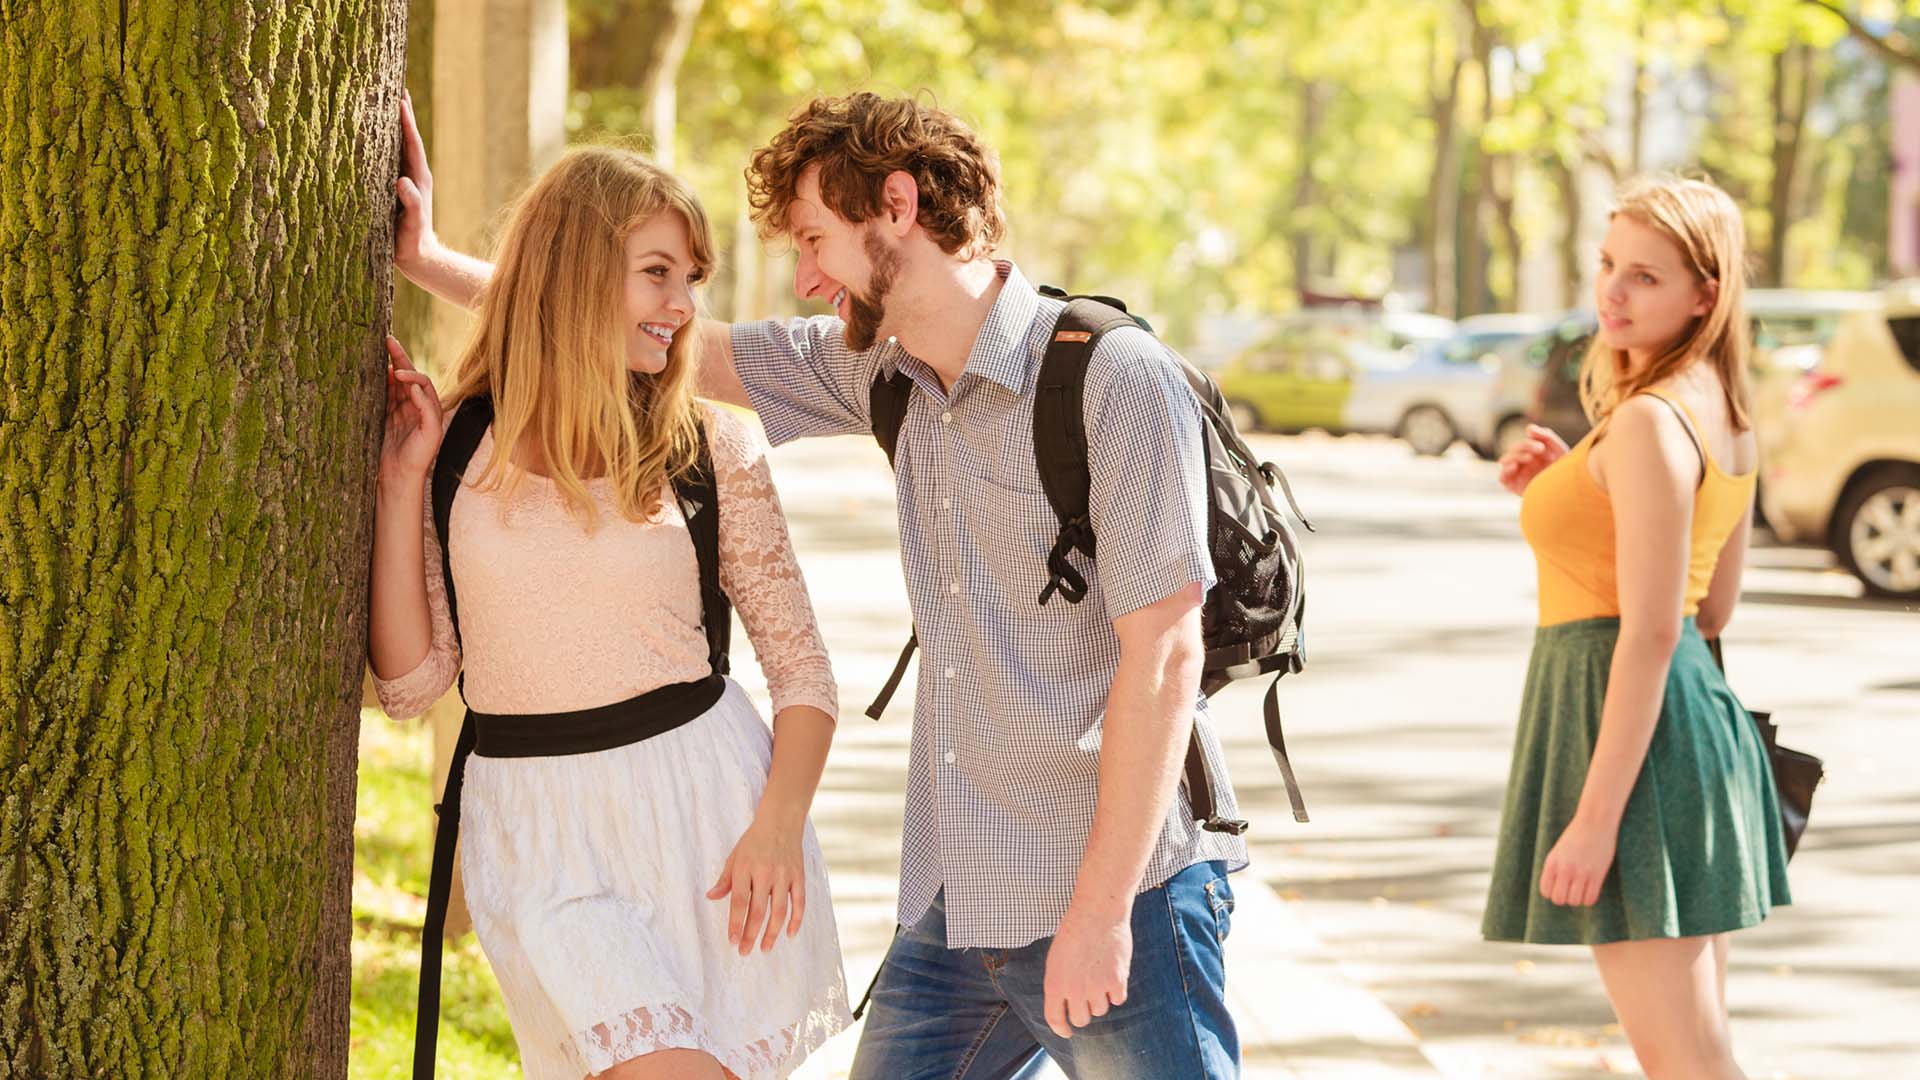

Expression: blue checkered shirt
xmin=733 ymin=261 xmax=1247 ymax=949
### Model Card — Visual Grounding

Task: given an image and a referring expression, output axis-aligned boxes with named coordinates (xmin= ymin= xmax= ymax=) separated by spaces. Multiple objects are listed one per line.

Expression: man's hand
xmin=1042 ymin=904 xmax=1132 ymax=1038
xmin=394 ymin=90 xmax=437 ymax=274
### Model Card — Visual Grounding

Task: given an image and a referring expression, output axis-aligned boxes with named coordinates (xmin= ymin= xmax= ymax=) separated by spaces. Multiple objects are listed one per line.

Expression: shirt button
xmin=941 ymin=411 xmax=953 ymax=424
xmin=944 ymin=750 xmax=957 ymax=764
xmin=949 ymin=582 xmax=960 ymax=595
xmin=944 ymin=667 xmax=955 ymax=679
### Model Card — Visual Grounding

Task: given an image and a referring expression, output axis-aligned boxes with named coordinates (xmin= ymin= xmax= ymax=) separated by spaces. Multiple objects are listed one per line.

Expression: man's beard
xmin=845 ymin=229 xmax=902 ymax=352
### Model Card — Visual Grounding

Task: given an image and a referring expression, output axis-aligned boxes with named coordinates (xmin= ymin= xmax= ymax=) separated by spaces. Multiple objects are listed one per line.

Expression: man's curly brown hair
xmin=746 ymin=92 xmax=1006 ymax=259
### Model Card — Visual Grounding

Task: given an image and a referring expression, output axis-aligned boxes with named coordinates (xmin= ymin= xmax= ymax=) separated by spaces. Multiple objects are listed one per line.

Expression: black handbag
xmin=1707 ymin=637 xmax=1823 ymax=859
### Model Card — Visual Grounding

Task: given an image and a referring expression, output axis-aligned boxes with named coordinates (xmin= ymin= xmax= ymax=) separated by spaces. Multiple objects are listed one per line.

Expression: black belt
xmin=413 ymin=673 xmax=726 ymax=1079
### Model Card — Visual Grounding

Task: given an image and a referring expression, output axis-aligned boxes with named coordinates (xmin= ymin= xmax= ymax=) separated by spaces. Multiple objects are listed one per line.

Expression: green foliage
xmin=564 ymin=0 xmax=1899 ymax=332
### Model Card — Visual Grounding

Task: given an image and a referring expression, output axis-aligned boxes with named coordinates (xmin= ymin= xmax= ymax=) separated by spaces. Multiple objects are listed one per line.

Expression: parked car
xmin=1450 ymin=312 xmax=1567 ymax=459
xmin=1525 ymin=312 xmax=1601 ymax=446
xmin=1747 ymin=289 xmax=1879 ymax=439
xmin=1216 ymin=310 xmax=1472 ymax=454
xmin=1760 ymin=283 xmax=1920 ymax=599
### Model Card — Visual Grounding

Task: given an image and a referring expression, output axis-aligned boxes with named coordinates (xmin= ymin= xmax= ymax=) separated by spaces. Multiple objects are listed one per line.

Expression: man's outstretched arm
xmin=696 ymin=320 xmax=751 ymax=408
xmin=390 ymin=94 xmax=751 ymax=408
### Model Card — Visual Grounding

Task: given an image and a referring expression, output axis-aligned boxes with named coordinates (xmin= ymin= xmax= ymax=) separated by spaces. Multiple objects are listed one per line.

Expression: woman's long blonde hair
xmin=441 ymin=146 xmax=715 ymax=526
xmin=1579 ymin=175 xmax=1753 ymax=431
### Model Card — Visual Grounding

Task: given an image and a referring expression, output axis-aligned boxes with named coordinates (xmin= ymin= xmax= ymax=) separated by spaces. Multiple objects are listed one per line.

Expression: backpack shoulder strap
xmin=431 ymin=395 xmax=495 ymax=646
xmin=673 ymin=416 xmax=732 ymax=676
xmin=1031 ymin=297 xmax=1144 ymax=605
xmin=869 ymin=369 xmax=914 ymax=469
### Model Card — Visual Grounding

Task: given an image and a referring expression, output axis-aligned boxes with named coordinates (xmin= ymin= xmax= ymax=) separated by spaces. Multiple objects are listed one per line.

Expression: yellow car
xmin=1760 ymin=283 xmax=1920 ymax=599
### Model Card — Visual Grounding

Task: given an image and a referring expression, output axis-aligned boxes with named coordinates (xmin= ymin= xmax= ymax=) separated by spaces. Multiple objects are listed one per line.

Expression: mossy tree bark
xmin=1 ymin=2 xmax=406 ymax=1075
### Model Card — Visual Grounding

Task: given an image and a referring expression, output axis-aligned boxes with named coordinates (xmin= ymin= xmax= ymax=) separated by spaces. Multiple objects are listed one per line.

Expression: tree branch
xmin=1802 ymin=0 xmax=1920 ymax=70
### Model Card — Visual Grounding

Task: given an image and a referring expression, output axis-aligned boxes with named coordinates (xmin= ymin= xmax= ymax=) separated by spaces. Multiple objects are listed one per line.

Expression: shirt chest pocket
xmin=958 ymin=464 xmax=1101 ymax=614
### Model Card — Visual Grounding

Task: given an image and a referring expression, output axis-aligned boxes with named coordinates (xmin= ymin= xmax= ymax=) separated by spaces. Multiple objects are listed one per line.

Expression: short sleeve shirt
xmin=732 ymin=261 xmax=1248 ymax=948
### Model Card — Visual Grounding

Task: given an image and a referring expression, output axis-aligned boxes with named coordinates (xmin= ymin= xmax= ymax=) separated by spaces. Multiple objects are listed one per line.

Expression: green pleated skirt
xmin=1482 ymin=617 xmax=1792 ymax=945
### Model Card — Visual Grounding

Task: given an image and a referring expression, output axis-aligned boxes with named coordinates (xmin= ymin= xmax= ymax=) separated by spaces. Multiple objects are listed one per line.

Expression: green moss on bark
xmin=1 ymin=2 xmax=407 ymax=1075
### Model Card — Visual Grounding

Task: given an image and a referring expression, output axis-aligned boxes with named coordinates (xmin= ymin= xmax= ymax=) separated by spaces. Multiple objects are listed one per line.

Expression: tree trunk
xmin=1628 ymin=5 xmax=1647 ymax=175
xmin=1457 ymin=0 xmax=1491 ymax=316
xmin=1766 ymin=42 xmax=1815 ymax=286
xmin=1476 ymin=19 xmax=1523 ymax=310
xmin=571 ymin=0 xmax=706 ymax=166
xmin=1291 ymin=80 xmax=1327 ymax=303
xmin=1425 ymin=17 xmax=1464 ymax=316
xmin=1550 ymin=152 xmax=1586 ymax=310
xmin=1489 ymin=157 xmax=1524 ymax=311
xmin=0 ymin=3 xmax=406 ymax=1076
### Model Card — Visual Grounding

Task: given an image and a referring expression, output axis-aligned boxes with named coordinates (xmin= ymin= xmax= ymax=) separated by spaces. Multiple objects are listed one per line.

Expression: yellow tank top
xmin=1520 ymin=390 xmax=1755 ymax=627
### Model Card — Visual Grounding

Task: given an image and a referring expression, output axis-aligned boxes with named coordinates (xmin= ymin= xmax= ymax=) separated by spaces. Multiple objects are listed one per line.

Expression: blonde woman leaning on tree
xmin=1483 ymin=176 xmax=1791 ymax=1080
xmin=371 ymin=128 xmax=849 ymax=1080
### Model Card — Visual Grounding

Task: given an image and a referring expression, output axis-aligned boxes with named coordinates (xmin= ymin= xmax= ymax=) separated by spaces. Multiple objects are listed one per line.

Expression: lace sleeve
xmin=706 ymin=405 xmax=839 ymax=720
xmin=370 ymin=479 xmax=463 ymax=720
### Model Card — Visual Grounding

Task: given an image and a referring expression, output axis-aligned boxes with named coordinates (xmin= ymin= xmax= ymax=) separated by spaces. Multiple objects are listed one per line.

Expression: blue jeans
xmin=849 ymin=861 xmax=1239 ymax=1080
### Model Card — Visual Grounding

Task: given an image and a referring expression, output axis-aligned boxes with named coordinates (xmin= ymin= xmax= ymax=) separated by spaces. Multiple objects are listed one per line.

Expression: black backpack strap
xmin=865 ymin=633 xmax=918 ymax=719
xmin=417 ymin=393 xmax=492 ymax=1080
xmin=413 ymin=707 xmax=473 ymax=1079
xmin=430 ymin=395 xmax=496 ymax=645
xmin=1183 ymin=737 xmax=1248 ymax=836
xmin=1032 ymin=297 xmax=1261 ymax=834
xmin=864 ymin=369 xmax=918 ymax=717
xmin=869 ymin=369 xmax=914 ymax=469
xmin=1030 ymin=298 xmax=1139 ymax=606
xmin=1265 ymin=671 xmax=1309 ymax=823
xmin=674 ymin=417 xmax=732 ymax=677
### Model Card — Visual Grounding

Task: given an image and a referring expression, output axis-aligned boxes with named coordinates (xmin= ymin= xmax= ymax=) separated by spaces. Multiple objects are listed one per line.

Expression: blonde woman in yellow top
xmin=1483 ymin=177 xmax=1791 ymax=1080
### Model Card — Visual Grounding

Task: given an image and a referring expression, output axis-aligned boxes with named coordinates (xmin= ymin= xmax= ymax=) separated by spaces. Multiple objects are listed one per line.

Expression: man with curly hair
xmin=397 ymin=91 xmax=1245 ymax=1080
xmin=717 ymin=90 xmax=1245 ymax=1080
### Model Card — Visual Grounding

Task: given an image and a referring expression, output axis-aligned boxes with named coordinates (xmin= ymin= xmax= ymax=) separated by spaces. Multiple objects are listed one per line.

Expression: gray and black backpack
xmin=865 ymin=288 xmax=1315 ymax=831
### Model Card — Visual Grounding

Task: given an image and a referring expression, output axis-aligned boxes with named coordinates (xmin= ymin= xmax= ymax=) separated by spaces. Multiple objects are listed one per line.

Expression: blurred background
xmin=399 ymin=0 xmax=1920 ymax=601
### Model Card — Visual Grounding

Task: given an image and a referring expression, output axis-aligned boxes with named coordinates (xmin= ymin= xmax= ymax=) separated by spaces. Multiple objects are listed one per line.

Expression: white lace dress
xmin=373 ymin=404 xmax=851 ymax=1079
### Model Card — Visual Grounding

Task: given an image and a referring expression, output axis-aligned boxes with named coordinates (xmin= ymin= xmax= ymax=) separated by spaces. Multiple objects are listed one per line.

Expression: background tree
xmin=552 ymin=0 xmax=1911 ymax=335
xmin=0 ymin=2 xmax=407 ymax=1075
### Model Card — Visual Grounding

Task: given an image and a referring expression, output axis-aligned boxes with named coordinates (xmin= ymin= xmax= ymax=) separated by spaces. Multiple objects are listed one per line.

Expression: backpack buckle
xmin=1038 ymin=568 xmax=1088 ymax=606
xmin=1201 ymin=816 xmax=1250 ymax=836
xmin=1038 ymin=519 xmax=1092 ymax=606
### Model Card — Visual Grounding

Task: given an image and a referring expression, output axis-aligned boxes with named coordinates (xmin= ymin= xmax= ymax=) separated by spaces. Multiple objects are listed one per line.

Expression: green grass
xmin=351 ymin=710 xmax=521 ymax=1078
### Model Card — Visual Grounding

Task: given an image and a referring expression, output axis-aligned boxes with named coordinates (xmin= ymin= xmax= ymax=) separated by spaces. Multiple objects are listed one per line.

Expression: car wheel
xmin=1226 ymin=399 xmax=1261 ymax=433
xmin=1400 ymin=405 xmax=1455 ymax=457
xmin=1492 ymin=414 xmax=1531 ymax=459
xmin=1833 ymin=466 xmax=1920 ymax=599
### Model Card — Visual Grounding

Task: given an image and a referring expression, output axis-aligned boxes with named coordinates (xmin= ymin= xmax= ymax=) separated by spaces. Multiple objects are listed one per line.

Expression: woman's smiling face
xmin=623 ymin=212 xmax=703 ymax=374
